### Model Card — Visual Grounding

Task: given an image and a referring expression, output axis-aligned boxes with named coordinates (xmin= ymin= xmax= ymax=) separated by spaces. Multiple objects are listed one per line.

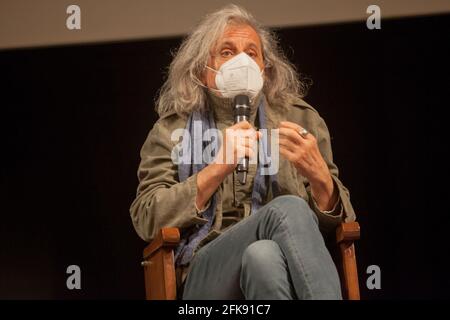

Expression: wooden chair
xmin=141 ymin=221 xmax=361 ymax=300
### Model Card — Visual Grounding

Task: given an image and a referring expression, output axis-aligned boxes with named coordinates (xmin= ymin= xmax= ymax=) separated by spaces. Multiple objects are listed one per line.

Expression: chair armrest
xmin=334 ymin=221 xmax=361 ymax=300
xmin=143 ymin=227 xmax=180 ymax=261
xmin=336 ymin=221 xmax=360 ymax=244
xmin=142 ymin=227 xmax=180 ymax=300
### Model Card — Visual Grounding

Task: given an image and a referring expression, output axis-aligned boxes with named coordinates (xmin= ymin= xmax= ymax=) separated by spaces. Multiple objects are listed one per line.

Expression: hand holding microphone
xmin=212 ymin=100 xmax=260 ymax=183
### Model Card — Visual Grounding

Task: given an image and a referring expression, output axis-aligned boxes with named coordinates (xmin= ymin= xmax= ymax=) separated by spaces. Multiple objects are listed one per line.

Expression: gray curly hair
xmin=155 ymin=4 xmax=308 ymax=117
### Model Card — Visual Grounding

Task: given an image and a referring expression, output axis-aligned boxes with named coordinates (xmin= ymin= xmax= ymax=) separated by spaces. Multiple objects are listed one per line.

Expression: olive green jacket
xmin=130 ymin=91 xmax=356 ymax=287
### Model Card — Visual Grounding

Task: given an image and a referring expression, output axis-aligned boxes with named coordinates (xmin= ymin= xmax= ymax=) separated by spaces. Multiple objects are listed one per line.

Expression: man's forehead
xmin=216 ymin=24 xmax=261 ymax=48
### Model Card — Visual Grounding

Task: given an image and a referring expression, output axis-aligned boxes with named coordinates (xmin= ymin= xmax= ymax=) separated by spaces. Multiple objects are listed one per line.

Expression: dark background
xmin=1 ymin=14 xmax=449 ymax=299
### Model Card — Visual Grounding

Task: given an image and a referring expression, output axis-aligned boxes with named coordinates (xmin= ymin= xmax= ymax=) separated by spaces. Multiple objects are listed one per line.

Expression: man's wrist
xmin=195 ymin=198 xmax=211 ymax=215
xmin=209 ymin=161 xmax=233 ymax=182
xmin=310 ymin=174 xmax=337 ymax=211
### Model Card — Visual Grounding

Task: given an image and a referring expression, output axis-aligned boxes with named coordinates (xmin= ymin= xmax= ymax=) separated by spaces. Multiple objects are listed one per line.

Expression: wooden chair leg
xmin=339 ymin=241 xmax=360 ymax=300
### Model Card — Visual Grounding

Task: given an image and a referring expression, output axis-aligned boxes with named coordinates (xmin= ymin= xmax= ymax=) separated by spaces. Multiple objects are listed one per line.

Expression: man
xmin=130 ymin=4 xmax=356 ymax=300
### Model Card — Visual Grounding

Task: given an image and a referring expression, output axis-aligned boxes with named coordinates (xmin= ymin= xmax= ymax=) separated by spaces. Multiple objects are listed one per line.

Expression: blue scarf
xmin=174 ymin=95 xmax=280 ymax=266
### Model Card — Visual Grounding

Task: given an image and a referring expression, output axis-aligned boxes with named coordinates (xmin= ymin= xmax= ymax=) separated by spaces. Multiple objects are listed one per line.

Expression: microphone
xmin=233 ymin=94 xmax=251 ymax=185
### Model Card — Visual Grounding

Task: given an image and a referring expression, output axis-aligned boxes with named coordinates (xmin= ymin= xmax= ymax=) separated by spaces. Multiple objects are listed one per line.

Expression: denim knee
xmin=266 ymin=195 xmax=318 ymax=225
xmin=241 ymin=240 xmax=282 ymax=272
xmin=240 ymin=240 xmax=292 ymax=298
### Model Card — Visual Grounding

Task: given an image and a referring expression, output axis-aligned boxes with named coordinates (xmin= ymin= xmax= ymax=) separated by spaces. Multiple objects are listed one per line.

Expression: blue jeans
xmin=182 ymin=195 xmax=342 ymax=300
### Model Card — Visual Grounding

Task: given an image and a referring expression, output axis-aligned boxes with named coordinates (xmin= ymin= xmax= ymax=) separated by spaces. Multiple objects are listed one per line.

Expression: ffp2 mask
xmin=206 ymin=52 xmax=264 ymax=99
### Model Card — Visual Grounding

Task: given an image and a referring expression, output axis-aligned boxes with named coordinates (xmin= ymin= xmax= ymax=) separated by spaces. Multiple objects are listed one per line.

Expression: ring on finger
xmin=298 ymin=128 xmax=309 ymax=138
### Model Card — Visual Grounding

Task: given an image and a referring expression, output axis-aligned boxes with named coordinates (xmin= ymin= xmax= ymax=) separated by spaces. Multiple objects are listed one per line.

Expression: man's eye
xmin=221 ymin=50 xmax=233 ymax=57
xmin=247 ymin=51 xmax=257 ymax=58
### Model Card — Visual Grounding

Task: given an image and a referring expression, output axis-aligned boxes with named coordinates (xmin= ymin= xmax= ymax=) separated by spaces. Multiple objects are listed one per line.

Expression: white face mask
xmin=206 ymin=52 xmax=264 ymax=99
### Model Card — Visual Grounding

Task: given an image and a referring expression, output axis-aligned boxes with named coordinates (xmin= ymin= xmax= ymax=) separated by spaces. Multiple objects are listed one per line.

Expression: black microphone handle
xmin=236 ymin=159 xmax=249 ymax=185
xmin=233 ymin=95 xmax=251 ymax=185
xmin=236 ymin=115 xmax=249 ymax=185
